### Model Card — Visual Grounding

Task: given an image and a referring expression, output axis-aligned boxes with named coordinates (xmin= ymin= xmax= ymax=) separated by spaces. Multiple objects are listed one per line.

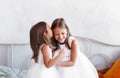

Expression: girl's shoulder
xmin=69 ymin=36 xmax=76 ymax=41
xmin=42 ymin=43 xmax=50 ymax=48
xmin=40 ymin=44 xmax=50 ymax=52
xmin=40 ymin=43 xmax=52 ymax=57
xmin=68 ymin=36 xmax=76 ymax=47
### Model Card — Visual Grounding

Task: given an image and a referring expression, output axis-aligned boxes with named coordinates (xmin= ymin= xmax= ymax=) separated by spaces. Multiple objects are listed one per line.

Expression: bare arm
xmin=41 ymin=44 xmax=65 ymax=68
xmin=57 ymin=39 xmax=78 ymax=67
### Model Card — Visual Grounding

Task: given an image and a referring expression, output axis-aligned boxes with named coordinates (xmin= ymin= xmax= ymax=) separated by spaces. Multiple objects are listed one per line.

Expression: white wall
xmin=0 ymin=0 xmax=120 ymax=44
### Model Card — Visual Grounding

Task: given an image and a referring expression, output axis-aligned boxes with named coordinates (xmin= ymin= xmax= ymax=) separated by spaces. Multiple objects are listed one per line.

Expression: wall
xmin=0 ymin=0 xmax=120 ymax=44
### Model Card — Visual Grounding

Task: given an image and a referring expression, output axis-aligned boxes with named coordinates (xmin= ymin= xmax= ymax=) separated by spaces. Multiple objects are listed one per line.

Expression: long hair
xmin=30 ymin=21 xmax=52 ymax=62
xmin=51 ymin=18 xmax=71 ymax=50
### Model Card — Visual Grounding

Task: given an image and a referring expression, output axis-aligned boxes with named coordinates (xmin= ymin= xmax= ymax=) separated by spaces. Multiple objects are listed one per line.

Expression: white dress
xmin=53 ymin=36 xmax=98 ymax=78
xmin=27 ymin=46 xmax=60 ymax=78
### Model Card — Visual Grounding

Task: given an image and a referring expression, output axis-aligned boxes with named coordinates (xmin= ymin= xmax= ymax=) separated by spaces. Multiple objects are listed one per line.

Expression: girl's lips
xmin=59 ymin=40 xmax=65 ymax=43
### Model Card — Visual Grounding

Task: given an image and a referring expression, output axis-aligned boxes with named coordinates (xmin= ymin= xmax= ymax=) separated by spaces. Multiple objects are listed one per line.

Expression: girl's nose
xmin=59 ymin=34 xmax=62 ymax=39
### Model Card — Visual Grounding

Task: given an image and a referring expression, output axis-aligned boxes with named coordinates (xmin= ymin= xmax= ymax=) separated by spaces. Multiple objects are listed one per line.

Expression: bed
xmin=0 ymin=65 xmax=26 ymax=78
xmin=0 ymin=36 xmax=120 ymax=78
xmin=75 ymin=36 xmax=120 ymax=70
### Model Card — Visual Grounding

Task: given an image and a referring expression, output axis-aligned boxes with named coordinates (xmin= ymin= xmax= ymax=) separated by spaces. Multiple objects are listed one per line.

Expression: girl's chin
xmin=59 ymin=41 xmax=65 ymax=44
xmin=57 ymin=39 xmax=65 ymax=44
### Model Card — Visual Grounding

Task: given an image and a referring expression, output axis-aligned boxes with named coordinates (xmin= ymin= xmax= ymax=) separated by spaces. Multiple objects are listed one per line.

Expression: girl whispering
xmin=27 ymin=21 xmax=65 ymax=78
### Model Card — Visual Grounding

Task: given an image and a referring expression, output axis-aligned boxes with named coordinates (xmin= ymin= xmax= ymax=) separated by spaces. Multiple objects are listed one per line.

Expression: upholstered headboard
xmin=75 ymin=36 xmax=120 ymax=70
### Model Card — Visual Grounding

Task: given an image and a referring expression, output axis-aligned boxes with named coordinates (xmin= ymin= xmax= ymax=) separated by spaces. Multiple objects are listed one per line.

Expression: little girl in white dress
xmin=27 ymin=21 xmax=65 ymax=78
xmin=51 ymin=18 xmax=98 ymax=78
xmin=53 ymin=36 xmax=98 ymax=78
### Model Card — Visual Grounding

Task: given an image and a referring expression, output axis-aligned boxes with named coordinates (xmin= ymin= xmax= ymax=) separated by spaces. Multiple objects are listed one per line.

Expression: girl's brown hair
xmin=30 ymin=21 xmax=53 ymax=62
xmin=51 ymin=18 xmax=71 ymax=50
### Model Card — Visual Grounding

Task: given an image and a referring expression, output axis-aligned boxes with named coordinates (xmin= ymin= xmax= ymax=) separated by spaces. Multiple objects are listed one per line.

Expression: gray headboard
xmin=75 ymin=36 xmax=120 ymax=70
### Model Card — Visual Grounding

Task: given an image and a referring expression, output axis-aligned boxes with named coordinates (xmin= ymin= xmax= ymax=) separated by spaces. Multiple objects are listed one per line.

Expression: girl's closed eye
xmin=62 ymin=32 xmax=65 ymax=35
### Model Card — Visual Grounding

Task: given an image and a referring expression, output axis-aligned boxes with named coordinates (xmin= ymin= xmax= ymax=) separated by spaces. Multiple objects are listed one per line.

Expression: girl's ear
xmin=67 ymin=32 xmax=69 ymax=37
xmin=67 ymin=30 xmax=69 ymax=36
xmin=43 ymin=32 xmax=46 ymax=36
